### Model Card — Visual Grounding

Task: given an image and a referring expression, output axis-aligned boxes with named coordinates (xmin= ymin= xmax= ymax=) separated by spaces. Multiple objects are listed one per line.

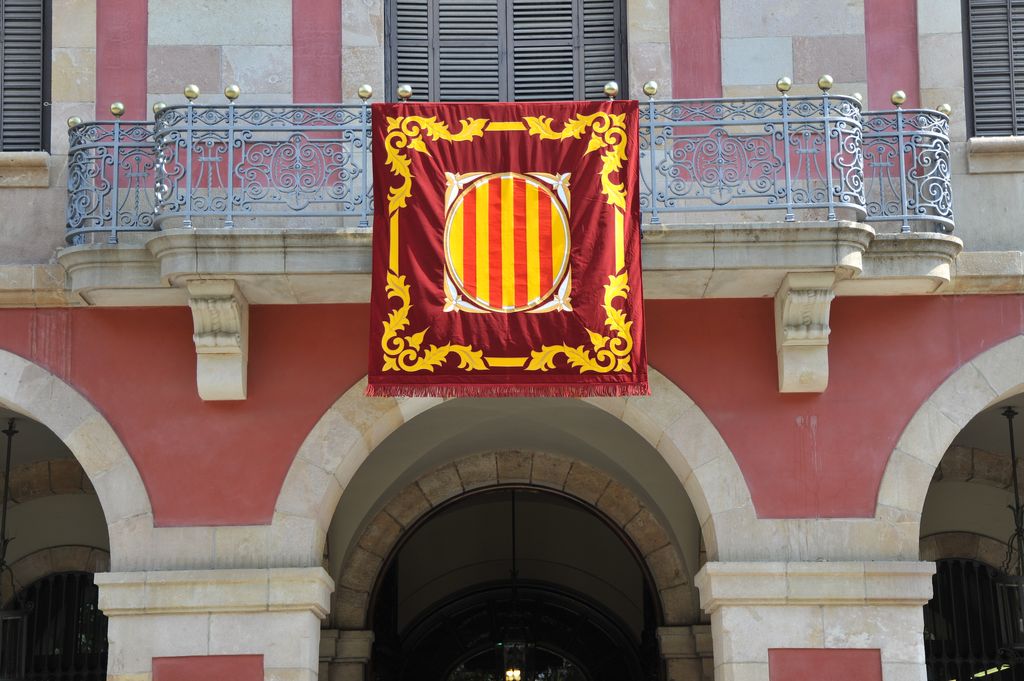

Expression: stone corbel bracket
xmin=187 ymin=279 xmax=249 ymax=400
xmin=775 ymin=272 xmax=836 ymax=393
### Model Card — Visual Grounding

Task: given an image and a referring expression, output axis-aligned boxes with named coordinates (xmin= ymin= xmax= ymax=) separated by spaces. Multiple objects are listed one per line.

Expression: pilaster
xmin=694 ymin=561 xmax=934 ymax=681
xmin=96 ymin=567 xmax=333 ymax=681
xmin=320 ymin=630 xmax=374 ymax=681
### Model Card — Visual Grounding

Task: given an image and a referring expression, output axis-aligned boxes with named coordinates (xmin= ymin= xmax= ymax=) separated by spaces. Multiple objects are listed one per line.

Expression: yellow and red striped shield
xmin=444 ymin=172 xmax=570 ymax=313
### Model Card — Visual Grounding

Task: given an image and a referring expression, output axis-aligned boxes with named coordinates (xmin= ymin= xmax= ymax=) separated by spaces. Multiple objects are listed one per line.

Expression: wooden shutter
xmin=389 ymin=0 xmax=623 ymax=101
xmin=437 ymin=0 xmax=502 ymax=101
xmin=510 ymin=0 xmax=576 ymax=100
xmin=1 ymin=0 xmax=46 ymax=151
xmin=581 ymin=0 xmax=620 ymax=100
xmin=393 ymin=0 xmax=432 ymax=100
xmin=966 ymin=0 xmax=1024 ymax=136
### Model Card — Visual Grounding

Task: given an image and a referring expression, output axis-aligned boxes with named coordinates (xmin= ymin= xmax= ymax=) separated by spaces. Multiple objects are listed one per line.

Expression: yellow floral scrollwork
xmin=523 ymin=112 xmax=628 ymax=212
xmin=525 ymin=272 xmax=633 ymax=373
xmin=384 ymin=115 xmax=489 ymax=216
xmin=381 ymin=272 xmax=486 ymax=372
xmin=381 ymin=115 xmax=489 ymax=373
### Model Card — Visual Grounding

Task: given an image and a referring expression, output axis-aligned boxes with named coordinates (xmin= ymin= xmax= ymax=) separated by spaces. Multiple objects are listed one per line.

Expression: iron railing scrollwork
xmin=66 ymin=120 xmax=158 ymax=244
xmin=863 ymin=108 xmax=954 ymax=234
xmin=65 ymin=95 xmax=955 ymax=244
xmin=640 ymin=93 xmax=865 ymax=224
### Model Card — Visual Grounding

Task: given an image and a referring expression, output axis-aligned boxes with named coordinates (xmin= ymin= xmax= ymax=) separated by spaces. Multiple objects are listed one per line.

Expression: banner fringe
xmin=365 ymin=381 xmax=650 ymax=399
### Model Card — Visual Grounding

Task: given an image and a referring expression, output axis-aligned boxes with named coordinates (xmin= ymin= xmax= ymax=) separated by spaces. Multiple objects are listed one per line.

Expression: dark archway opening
xmin=369 ymin=488 xmax=662 ymax=681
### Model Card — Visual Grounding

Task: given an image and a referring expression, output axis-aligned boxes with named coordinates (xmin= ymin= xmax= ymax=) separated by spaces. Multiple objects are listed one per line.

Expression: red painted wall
xmin=769 ymin=649 xmax=881 ymax=681
xmin=96 ymin=0 xmax=148 ymax=120
xmin=647 ymin=296 xmax=1024 ymax=517
xmin=153 ymin=655 xmax=263 ymax=681
xmin=0 ymin=306 xmax=368 ymax=526
xmin=670 ymin=0 xmax=722 ymax=98
xmin=292 ymin=0 xmax=342 ymax=103
xmin=0 ymin=296 xmax=1020 ymax=525
xmin=864 ymin=0 xmax=920 ymax=109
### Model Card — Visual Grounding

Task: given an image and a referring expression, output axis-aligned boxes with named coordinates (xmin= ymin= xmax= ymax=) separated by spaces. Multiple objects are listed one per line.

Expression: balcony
xmin=59 ymin=83 xmax=961 ymax=306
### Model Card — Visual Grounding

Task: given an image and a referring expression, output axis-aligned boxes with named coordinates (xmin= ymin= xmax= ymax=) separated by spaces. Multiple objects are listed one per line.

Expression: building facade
xmin=0 ymin=0 xmax=1023 ymax=680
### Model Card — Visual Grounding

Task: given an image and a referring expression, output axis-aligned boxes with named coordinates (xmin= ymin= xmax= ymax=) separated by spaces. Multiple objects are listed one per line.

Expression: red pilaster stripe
xmin=670 ymin=0 xmax=722 ymax=98
xmin=154 ymin=655 xmax=264 ymax=681
xmin=96 ymin=0 xmax=148 ymax=120
xmin=865 ymin=0 xmax=920 ymax=109
xmin=292 ymin=0 xmax=342 ymax=102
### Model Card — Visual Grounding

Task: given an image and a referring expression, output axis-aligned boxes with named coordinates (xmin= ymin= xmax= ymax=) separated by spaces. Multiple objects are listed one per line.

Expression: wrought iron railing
xmin=66 ymin=120 xmax=158 ymax=244
xmin=64 ymin=88 xmax=956 ymax=244
xmin=153 ymin=103 xmax=373 ymax=231
xmin=862 ymin=107 xmax=954 ymax=234
xmin=640 ymin=93 xmax=864 ymax=224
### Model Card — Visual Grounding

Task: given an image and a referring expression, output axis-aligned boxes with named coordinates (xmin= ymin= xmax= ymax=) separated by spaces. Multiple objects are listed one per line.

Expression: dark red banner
xmin=367 ymin=100 xmax=647 ymax=397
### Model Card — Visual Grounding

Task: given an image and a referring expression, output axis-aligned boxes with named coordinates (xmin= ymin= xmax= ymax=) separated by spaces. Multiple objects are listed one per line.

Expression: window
xmin=386 ymin=0 xmax=626 ymax=102
xmin=0 ymin=571 xmax=108 ymax=680
xmin=0 ymin=0 xmax=49 ymax=151
xmin=964 ymin=0 xmax=1024 ymax=136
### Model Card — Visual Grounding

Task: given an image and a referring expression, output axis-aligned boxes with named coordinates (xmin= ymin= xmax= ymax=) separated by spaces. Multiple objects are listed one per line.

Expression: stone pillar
xmin=320 ymin=629 xmax=374 ymax=681
xmin=96 ymin=567 xmax=333 ymax=681
xmin=659 ymin=625 xmax=714 ymax=681
xmin=694 ymin=562 xmax=935 ymax=681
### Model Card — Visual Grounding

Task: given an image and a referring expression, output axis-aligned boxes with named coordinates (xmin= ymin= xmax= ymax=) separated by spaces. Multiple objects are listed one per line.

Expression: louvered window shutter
xmin=389 ymin=0 xmax=623 ymax=101
xmin=1 ymin=0 xmax=47 ymax=151
xmin=966 ymin=0 xmax=1024 ymax=136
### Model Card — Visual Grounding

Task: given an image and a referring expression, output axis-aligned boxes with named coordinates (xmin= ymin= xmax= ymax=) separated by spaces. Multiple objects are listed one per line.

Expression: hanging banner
xmin=367 ymin=100 xmax=647 ymax=397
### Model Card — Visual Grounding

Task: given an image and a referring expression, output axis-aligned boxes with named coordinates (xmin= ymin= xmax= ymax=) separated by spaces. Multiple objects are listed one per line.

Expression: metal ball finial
xmin=891 ymin=90 xmax=907 ymax=106
xmin=67 ymin=116 xmax=82 ymax=129
xmin=358 ymin=84 xmax=373 ymax=101
xmin=152 ymin=101 xmax=167 ymax=116
xmin=603 ymin=81 xmax=619 ymax=99
xmin=643 ymin=80 xmax=658 ymax=97
xmin=817 ymin=74 xmax=834 ymax=92
xmin=851 ymin=92 xmax=863 ymax=104
xmin=775 ymin=76 xmax=793 ymax=94
xmin=224 ymin=84 xmax=241 ymax=101
xmin=937 ymin=102 xmax=953 ymax=116
xmin=184 ymin=84 xmax=201 ymax=101
xmin=109 ymin=102 xmax=125 ymax=118
xmin=396 ymin=84 xmax=413 ymax=101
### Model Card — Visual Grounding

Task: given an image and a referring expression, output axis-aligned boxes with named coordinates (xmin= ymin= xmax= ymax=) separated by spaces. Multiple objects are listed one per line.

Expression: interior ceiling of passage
xmin=394 ymin=489 xmax=646 ymax=637
xmin=0 ymin=407 xmax=74 ymax=465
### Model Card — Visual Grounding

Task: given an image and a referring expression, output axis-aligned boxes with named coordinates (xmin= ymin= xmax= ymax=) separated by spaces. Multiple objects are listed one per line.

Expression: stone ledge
xmin=694 ymin=561 xmax=935 ymax=612
xmin=947 ymin=250 xmax=1024 ymax=293
xmin=41 ymin=224 xmax=1024 ymax=307
xmin=967 ymin=136 xmax=1024 ymax=174
xmin=95 ymin=567 xmax=334 ymax=619
xmin=0 ymin=264 xmax=74 ymax=306
xmin=0 ymin=151 xmax=50 ymax=187
xmin=836 ymin=232 xmax=963 ymax=295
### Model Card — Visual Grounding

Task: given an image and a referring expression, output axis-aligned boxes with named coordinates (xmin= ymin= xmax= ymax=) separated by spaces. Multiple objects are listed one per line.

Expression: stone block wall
xmin=146 ymin=0 xmax=294 ymax=109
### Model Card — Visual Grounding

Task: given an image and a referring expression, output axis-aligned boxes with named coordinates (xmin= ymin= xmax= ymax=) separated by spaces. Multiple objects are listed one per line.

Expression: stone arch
xmin=273 ymin=367 xmax=752 ymax=566
xmin=920 ymin=531 xmax=1007 ymax=570
xmin=0 ymin=545 xmax=110 ymax=605
xmin=0 ymin=349 xmax=153 ymax=569
xmin=334 ymin=450 xmax=696 ymax=629
xmin=876 ymin=334 xmax=1024 ymax=522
